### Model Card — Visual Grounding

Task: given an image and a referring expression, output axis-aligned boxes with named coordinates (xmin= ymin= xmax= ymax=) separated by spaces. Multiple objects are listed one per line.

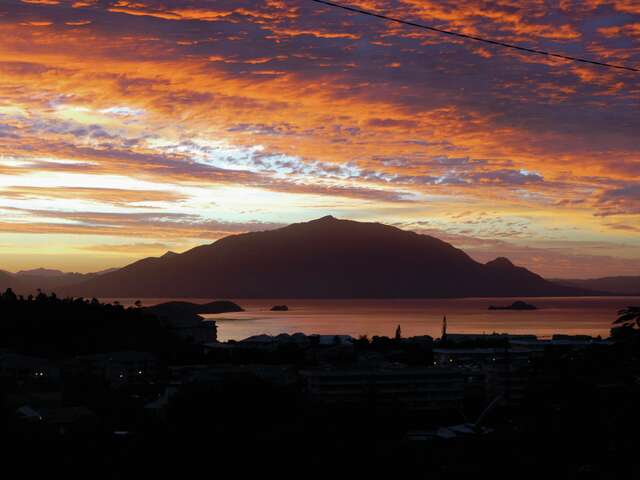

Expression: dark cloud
xmin=597 ymin=183 xmax=640 ymax=216
xmin=471 ymin=169 xmax=544 ymax=185
xmin=0 ymin=0 xmax=638 ymax=276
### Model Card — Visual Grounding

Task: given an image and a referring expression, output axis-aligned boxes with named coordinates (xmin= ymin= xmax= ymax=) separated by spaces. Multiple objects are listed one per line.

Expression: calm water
xmin=105 ymin=296 xmax=639 ymax=342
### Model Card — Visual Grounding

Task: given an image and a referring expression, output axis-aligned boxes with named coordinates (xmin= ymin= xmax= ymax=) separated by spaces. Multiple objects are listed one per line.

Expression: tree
xmin=394 ymin=325 xmax=402 ymax=340
xmin=2 ymin=288 xmax=17 ymax=302
xmin=614 ymin=307 xmax=640 ymax=330
xmin=0 ymin=291 xmax=193 ymax=357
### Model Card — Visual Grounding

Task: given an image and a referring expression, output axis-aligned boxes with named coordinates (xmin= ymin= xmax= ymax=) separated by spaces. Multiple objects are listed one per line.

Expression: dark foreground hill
xmin=59 ymin=216 xmax=591 ymax=298
xmin=0 ymin=291 xmax=192 ymax=358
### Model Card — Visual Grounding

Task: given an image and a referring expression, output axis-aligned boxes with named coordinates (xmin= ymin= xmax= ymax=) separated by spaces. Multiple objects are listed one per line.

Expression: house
xmin=444 ymin=333 xmax=538 ymax=344
xmin=311 ymin=335 xmax=354 ymax=346
xmin=145 ymin=304 xmax=217 ymax=344
xmin=510 ymin=335 xmax=612 ymax=352
xmin=13 ymin=405 xmax=97 ymax=438
xmin=68 ymin=351 xmax=160 ymax=385
xmin=169 ymin=363 xmax=297 ymax=387
xmin=484 ymin=359 xmax=532 ymax=406
xmin=300 ymin=366 xmax=464 ymax=412
xmin=0 ymin=353 xmax=61 ymax=385
xmin=433 ymin=347 xmax=534 ymax=367
xmin=144 ymin=384 xmax=181 ymax=419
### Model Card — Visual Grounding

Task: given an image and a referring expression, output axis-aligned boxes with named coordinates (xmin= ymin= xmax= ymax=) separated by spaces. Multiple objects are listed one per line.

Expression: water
xmin=105 ymin=296 xmax=639 ymax=342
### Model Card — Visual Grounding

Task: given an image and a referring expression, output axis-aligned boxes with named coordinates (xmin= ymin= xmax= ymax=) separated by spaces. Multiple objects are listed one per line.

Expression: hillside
xmin=59 ymin=216 xmax=591 ymax=298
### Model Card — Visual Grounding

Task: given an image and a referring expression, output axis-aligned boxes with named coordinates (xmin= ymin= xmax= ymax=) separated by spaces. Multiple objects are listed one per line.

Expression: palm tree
xmin=614 ymin=307 xmax=640 ymax=329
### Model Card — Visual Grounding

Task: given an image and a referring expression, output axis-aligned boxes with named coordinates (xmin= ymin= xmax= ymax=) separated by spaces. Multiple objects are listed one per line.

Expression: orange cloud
xmin=0 ymin=0 xmax=637 ymax=275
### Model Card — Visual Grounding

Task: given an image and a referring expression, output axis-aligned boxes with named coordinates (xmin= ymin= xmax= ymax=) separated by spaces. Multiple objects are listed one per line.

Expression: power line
xmin=309 ymin=0 xmax=639 ymax=73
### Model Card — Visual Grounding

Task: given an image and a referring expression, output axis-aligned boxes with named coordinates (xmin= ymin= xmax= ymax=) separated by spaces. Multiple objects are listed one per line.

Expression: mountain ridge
xmin=55 ymin=216 xmax=593 ymax=299
xmin=0 ymin=267 xmax=117 ymax=294
xmin=553 ymin=276 xmax=640 ymax=296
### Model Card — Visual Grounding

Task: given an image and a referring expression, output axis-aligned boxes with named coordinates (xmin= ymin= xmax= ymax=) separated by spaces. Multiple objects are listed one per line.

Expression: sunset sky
xmin=0 ymin=0 xmax=639 ymax=278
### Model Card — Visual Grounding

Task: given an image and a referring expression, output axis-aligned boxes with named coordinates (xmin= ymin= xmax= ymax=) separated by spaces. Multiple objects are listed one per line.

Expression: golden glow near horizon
xmin=0 ymin=0 xmax=639 ymax=277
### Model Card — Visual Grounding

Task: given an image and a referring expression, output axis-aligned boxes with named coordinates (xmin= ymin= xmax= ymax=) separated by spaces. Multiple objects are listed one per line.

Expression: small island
xmin=488 ymin=300 xmax=538 ymax=311
xmin=270 ymin=305 xmax=289 ymax=312
xmin=146 ymin=300 xmax=244 ymax=316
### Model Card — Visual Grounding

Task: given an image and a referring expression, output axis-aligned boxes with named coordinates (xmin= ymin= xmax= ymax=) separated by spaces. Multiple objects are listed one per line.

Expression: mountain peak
xmin=314 ymin=215 xmax=338 ymax=223
xmin=161 ymin=251 xmax=179 ymax=259
xmin=486 ymin=257 xmax=515 ymax=268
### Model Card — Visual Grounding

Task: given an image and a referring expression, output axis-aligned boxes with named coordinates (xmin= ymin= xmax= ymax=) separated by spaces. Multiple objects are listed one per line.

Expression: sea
xmin=104 ymin=296 xmax=639 ymax=342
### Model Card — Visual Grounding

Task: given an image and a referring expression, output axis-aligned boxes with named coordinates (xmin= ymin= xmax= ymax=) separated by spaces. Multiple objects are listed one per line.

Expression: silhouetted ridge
xmin=16 ymin=268 xmax=66 ymax=277
xmin=486 ymin=257 xmax=515 ymax=269
xmin=0 ymin=268 xmax=110 ymax=294
xmin=314 ymin=215 xmax=337 ymax=222
xmin=61 ymin=216 xmax=592 ymax=298
xmin=553 ymin=276 xmax=640 ymax=295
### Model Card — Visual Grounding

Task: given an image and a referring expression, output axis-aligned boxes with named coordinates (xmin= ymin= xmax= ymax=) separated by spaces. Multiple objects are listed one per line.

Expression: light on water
xmin=106 ymin=296 xmax=638 ymax=342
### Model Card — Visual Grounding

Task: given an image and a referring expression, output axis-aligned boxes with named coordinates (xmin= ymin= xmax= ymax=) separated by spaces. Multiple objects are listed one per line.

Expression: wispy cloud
xmin=0 ymin=0 xmax=637 ymax=274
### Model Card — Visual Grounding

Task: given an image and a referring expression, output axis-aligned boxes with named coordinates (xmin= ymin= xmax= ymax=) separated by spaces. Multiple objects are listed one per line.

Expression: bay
xmin=104 ymin=296 xmax=639 ymax=342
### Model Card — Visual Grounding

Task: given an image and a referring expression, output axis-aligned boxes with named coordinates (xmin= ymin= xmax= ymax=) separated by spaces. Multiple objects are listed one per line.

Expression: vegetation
xmin=0 ymin=288 xmax=191 ymax=358
xmin=610 ymin=306 xmax=640 ymax=347
xmin=1 ymin=300 xmax=640 ymax=478
xmin=614 ymin=306 xmax=640 ymax=330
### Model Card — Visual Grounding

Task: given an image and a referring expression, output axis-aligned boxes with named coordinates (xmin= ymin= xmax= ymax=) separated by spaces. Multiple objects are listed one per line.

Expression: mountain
xmin=0 ymin=270 xmax=25 ymax=292
xmin=90 ymin=268 xmax=120 ymax=276
xmin=16 ymin=268 xmax=67 ymax=277
xmin=554 ymin=276 xmax=640 ymax=296
xmin=15 ymin=271 xmax=91 ymax=293
xmin=0 ymin=267 xmax=120 ymax=295
xmin=60 ymin=216 xmax=592 ymax=299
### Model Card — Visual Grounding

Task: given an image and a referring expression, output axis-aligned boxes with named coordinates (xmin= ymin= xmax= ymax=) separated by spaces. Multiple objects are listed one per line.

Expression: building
xmin=146 ymin=305 xmax=217 ymax=344
xmin=0 ymin=353 xmax=61 ymax=385
xmin=510 ymin=335 xmax=612 ymax=352
xmin=169 ymin=363 xmax=297 ymax=387
xmin=14 ymin=405 xmax=97 ymax=438
xmin=433 ymin=347 xmax=534 ymax=368
xmin=238 ymin=333 xmax=354 ymax=347
xmin=300 ymin=366 xmax=464 ymax=412
xmin=165 ymin=317 xmax=217 ymax=344
xmin=484 ymin=359 xmax=531 ymax=406
xmin=443 ymin=333 xmax=538 ymax=344
xmin=68 ymin=351 xmax=160 ymax=385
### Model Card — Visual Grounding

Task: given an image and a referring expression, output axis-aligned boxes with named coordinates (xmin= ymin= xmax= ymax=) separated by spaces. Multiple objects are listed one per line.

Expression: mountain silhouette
xmin=58 ymin=216 xmax=592 ymax=298
xmin=16 ymin=268 xmax=67 ymax=277
xmin=0 ymin=270 xmax=25 ymax=292
xmin=1 ymin=268 xmax=116 ymax=294
xmin=553 ymin=276 xmax=639 ymax=295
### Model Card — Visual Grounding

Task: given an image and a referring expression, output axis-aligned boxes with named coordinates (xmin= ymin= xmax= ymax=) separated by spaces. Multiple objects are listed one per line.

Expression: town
xmin=1 ymin=290 xmax=639 ymax=478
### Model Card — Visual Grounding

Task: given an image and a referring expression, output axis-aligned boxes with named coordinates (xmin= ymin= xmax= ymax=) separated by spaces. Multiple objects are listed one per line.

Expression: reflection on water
xmin=104 ymin=296 xmax=639 ymax=342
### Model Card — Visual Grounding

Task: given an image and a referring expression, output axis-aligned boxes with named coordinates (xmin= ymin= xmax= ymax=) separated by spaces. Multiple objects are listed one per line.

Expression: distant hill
xmin=0 ymin=267 xmax=118 ymax=295
xmin=60 ymin=216 xmax=593 ymax=299
xmin=16 ymin=268 xmax=67 ymax=277
xmin=554 ymin=276 xmax=640 ymax=296
xmin=0 ymin=270 xmax=25 ymax=292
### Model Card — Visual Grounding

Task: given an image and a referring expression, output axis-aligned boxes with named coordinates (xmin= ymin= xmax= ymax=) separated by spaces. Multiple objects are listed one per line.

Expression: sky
xmin=0 ymin=0 xmax=639 ymax=278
